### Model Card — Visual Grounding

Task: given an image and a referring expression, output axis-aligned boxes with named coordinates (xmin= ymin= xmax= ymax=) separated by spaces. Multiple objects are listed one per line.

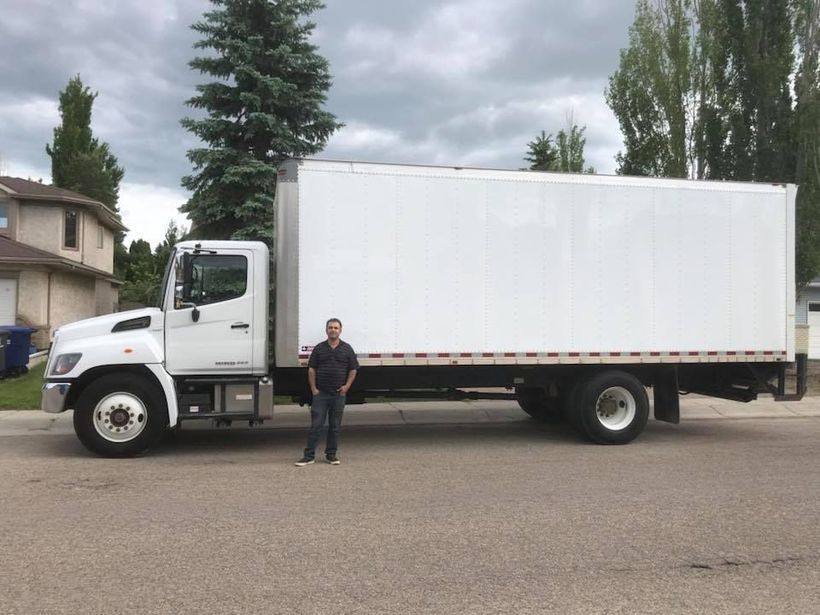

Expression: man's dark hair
xmin=326 ymin=318 xmax=342 ymax=328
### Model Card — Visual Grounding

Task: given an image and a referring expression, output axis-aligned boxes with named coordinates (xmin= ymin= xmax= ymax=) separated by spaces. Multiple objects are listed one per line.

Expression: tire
xmin=568 ymin=371 xmax=649 ymax=444
xmin=516 ymin=387 xmax=562 ymax=424
xmin=73 ymin=373 xmax=168 ymax=457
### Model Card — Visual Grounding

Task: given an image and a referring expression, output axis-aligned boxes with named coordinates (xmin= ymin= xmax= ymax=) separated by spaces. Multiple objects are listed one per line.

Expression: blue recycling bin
xmin=0 ymin=326 xmax=34 ymax=374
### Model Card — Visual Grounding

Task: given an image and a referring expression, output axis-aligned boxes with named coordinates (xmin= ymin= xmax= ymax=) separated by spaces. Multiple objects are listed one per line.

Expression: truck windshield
xmin=158 ymin=249 xmax=176 ymax=312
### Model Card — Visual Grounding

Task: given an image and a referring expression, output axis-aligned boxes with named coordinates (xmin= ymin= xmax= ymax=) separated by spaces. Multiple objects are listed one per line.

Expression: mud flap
xmin=654 ymin=366 xmax=680 ymax=424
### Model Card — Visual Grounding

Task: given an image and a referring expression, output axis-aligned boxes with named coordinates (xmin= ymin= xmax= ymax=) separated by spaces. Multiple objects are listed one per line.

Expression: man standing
xmin=295 ymin=318 xmax=359 ymax=466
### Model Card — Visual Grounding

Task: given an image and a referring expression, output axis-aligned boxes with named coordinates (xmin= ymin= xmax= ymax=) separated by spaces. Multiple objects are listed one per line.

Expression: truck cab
xmin=42 ymin=240 xmax=272 ymax=456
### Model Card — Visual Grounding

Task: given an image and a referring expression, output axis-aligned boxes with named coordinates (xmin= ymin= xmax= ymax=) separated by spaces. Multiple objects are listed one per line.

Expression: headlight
xmin=51 ymin=353 xmax=82 ymax=376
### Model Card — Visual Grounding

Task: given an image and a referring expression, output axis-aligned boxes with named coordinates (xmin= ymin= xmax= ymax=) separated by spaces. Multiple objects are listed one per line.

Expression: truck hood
xmin=53 ymin=308 xmax=162 ymax=344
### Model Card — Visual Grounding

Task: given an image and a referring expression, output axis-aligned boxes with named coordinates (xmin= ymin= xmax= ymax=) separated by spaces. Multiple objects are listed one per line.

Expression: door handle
xmin=231 ymin=322 xmax=250 ymax=329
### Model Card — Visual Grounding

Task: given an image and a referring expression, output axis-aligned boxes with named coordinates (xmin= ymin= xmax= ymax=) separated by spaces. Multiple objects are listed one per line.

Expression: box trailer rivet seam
xmin=41 ymin=158 xmax=807 ymax=456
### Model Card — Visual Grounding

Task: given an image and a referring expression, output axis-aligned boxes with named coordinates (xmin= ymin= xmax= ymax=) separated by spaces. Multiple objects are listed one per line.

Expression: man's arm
xmin=338 ymin=369 xmax=357 ymax=395
xmin=308 ymin=367 xmax=319 ymax=396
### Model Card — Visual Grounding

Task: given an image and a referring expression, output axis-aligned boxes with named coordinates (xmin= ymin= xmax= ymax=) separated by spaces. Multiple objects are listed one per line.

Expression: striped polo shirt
xmin=308 ymin=340 xmax=359 ymax=393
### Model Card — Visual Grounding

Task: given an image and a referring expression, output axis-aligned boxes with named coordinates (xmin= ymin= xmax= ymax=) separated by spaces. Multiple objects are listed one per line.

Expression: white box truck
xmin=42 ymin=159 xmax=807 ymax=456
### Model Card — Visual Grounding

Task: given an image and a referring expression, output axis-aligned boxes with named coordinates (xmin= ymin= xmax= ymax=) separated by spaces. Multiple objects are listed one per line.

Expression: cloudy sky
xmin=0 ymin=0 xmax=635 ymax=247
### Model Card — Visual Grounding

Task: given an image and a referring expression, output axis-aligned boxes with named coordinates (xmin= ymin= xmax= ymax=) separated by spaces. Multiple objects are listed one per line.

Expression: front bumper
xmin=41 ymin=382 xmax=71 ymax=413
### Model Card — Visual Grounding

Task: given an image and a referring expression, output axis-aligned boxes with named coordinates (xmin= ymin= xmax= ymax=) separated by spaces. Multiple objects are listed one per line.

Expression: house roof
xmin=0 ymin=177 xmax=128 ymax=232
xmin=0 ymin=236 xmax=121 ymax=285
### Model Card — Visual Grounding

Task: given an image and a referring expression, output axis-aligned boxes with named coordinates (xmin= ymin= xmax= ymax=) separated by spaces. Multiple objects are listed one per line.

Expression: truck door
xmin=164 ymin=249 xmax=255 ymax=375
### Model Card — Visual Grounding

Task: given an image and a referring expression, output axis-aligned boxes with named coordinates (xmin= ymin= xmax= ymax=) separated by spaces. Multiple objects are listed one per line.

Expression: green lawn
xmin=0 ymin=362 xmax=46 ymax=410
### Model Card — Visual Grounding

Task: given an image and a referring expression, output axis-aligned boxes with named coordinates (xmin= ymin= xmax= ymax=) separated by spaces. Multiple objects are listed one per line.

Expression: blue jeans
xmin=304 ymin=392 xmax=345 ymax=459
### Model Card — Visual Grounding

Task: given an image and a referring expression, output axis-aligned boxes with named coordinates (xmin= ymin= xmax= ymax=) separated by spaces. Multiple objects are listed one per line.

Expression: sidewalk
xmin=2 ymin=396 xmax=820 ymax=437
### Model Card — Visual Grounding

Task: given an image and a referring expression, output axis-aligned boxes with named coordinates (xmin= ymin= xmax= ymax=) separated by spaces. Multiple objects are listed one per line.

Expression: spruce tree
xmin=181 ymin=0 xmax=342 ymax=242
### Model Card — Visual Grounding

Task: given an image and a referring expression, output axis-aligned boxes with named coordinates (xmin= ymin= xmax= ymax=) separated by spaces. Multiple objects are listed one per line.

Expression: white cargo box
xmin=274 ymin=159 xmax=796 ymax=368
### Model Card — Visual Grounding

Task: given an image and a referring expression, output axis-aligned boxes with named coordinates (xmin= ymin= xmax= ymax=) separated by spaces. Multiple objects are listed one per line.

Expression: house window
xmin=0 ymin=203 xmax=8 ymax=231
xmin=64 ymin=209 xmax=78 ymax=249
xmin=97 ymin=223 xmax=104 ymax=249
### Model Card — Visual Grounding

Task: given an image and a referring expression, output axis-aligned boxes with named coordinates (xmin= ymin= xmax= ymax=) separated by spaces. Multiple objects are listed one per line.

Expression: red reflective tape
xmin=569 ymin=352 xmax=580 ymax=357
xmin=368 ymin=353 xmax=382 ymax=358
xmin=707 ymin=351 xmax=718 ymax=356
xmin=415 ymin=353 xmax=428 ymax=358
xmin=745 ymin=351 xmax=756 ymax=356
xmin=437 ymin=353 xmax=449 ymax=358
xmin=630 ymin=352 xmax=641 ymax=357
xmin=650 ymin=352 xmax=661 ymax=357
xmin=548 ymin=352 xmax=559 ymax=357
xmin=482 ymin=353 xmax=494 ymax=357
xmin=669 ymin=352 xmax=680 ymax=356
xmin=610 ymin=352 xmax=621 ymax=357
xmin=391 ymin=353 xmax=404 ymax=358
xmin=504 ymin=352 xmax=516 ymax=357
xmin=763 ymin=351 xmax=774 ymax=356
xmin=460 ymin=353 xmax=472 ymax=358
xmin=526 ymin=352 xmax=537 ymax=357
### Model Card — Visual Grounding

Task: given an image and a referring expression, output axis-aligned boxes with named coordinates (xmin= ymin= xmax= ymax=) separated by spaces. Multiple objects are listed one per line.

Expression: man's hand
xmin=337 ymin=384 xmax=350 ymax=395
xmin=311 ymin=387 xmax=320 ymax=396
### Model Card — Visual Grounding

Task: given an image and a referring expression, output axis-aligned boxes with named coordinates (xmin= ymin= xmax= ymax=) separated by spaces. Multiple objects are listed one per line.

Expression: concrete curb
xmin=2 ymin=397 xmax=820 ymax=437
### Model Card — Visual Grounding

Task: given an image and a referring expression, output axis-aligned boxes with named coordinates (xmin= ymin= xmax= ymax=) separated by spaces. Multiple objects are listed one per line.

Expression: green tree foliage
xmin=120 ymin=221 xmax=188 ymax=306
xmin=700 ymin=0 xmax=796 ymax=182
xmin=181 ymin=0 xmax=342 ymax=242
xmin=605 ymin=0 xmax=696 ymax=178
xmin=525 ymin=131 xmax=560 ymax=171
xmin=609 ymin=0 xmax=820 ymax=288
xmin=46 ymin=75 xmax=126 ymax=273
xmin=525 ymin=125 xmax=595 ymax=173
xmin=795 ymin=0 xmax=820 ymax=288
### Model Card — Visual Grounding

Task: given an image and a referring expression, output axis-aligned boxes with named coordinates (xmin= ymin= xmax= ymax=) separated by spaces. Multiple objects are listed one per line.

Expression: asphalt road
xmin=1 ymin=414 xmax=819 ymax=614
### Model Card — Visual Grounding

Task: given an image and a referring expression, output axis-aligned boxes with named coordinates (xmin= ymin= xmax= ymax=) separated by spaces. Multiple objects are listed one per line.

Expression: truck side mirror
xmin=178 ymin=302 xmax=200 ymax=322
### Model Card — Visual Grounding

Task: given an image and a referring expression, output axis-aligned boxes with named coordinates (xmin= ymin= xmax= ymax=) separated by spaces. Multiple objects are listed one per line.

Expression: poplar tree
xmin=795 ymin=0 xmax=820 ymax=288
xmin=181 ymin=0 xmax=342 ymax=241
xmin=605 ymin=0 xmax=696 ymax=178
xmin=608 ymin=0 xmax=820 ymax=287
xmin=525 ymin=125 xmax=594 ymax=173
xmin=46 ymin=75 xmax=126 ymax=273
xmin=46 ymin=76 xmax=124 ymax=209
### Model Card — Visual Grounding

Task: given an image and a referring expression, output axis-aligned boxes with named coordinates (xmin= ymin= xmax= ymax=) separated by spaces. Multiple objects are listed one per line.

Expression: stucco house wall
xmin=17 ymin=204 xmax=114 ymax=273
xmin=51 ymin=272 xmax=97 ymax=329
xmin=17 ymin=270 xmax=50 ymax=348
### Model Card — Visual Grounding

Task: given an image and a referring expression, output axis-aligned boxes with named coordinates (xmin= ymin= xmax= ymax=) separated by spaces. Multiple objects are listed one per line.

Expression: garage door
xmin=809 ymin=303 xmax=820 ymax=359
xmin=0 ymin=278 xmax=16 ymax=325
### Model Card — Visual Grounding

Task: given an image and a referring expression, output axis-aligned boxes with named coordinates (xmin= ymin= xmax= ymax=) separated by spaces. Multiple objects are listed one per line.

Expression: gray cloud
xmin=0 ymin=0 xmax=634 ymax=243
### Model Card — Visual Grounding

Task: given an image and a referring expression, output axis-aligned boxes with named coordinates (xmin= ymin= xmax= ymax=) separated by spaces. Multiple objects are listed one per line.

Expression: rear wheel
xmin=516 ymin=387 xmax=562 ymax=423
xmin=73 ymin=373 xmax=168 ymax=457
xmin=568 ymin=371 xmax=649 ymax=444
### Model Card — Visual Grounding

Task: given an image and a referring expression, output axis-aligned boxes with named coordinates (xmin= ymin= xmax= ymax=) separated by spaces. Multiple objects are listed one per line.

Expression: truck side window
xmin=180 ymin=255 xmax=248 ymax=306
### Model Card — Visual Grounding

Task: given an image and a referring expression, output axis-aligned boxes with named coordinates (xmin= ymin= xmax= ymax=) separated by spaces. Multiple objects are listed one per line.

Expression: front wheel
xmin=569 ymin=371 xmax=649 ymax=444
xmin=73 ymin=373 xmax=168 ymax=457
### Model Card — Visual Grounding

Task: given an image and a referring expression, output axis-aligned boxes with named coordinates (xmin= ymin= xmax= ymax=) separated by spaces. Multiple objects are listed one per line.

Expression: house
xmin=797 ymin=279 xmax=820 ymax=359
xmin=0 ymin=177 xmax=126 ymax=349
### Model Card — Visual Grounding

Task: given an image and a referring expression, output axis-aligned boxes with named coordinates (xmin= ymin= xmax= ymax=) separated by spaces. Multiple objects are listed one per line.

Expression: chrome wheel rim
xmin=92 ymin=392 xmax=147 ymax=442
